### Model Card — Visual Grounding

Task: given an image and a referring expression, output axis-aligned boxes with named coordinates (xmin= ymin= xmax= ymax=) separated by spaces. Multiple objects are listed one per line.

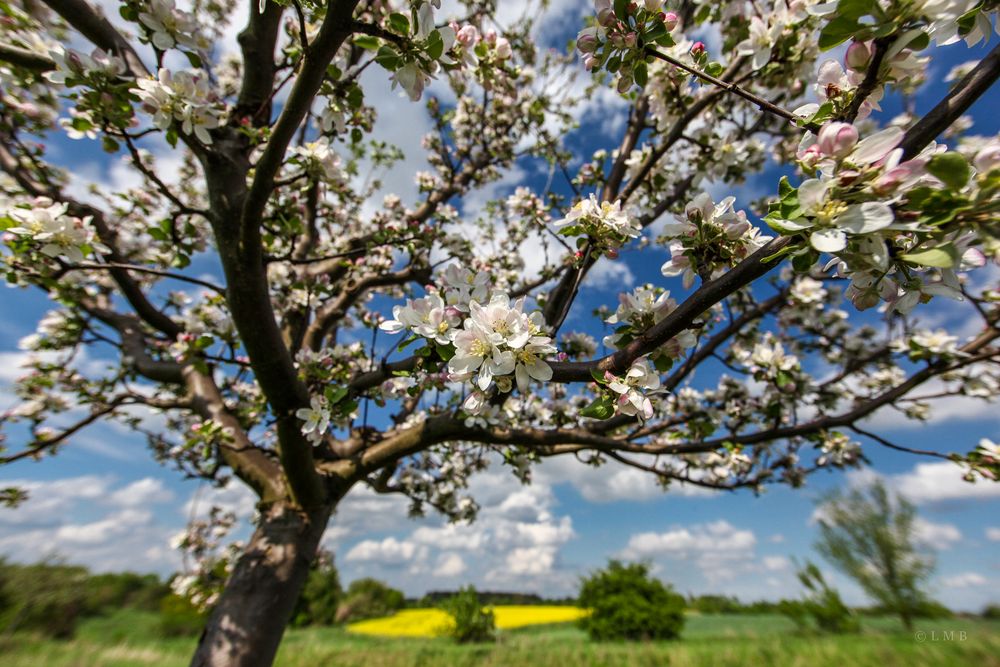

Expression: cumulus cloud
xmin=914 ymin=518 xmax=962 ymax=549
xmin=986 ymin=527 xmax=1000 ymax=542
xmin=622 ymin=520 xmax=757 ymax=561
xmin=890 ymin=463 xmax=1000 ymax=503
xmin=940 ymin=572 xmax=989 ymax=588
xmin=433 ymin=552 xmax=467 ymax=578
xmin=0 ymin=475 xmax=181 ymax=572
xmin=535 ymin=456 xmax=718 ymax=503
xmin=344 ymin=537 xmax=423 ymax=565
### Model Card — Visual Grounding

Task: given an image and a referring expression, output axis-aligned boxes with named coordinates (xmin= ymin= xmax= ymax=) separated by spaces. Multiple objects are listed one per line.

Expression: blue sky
xmin=0 ymin=0 xmax=998 ymax=612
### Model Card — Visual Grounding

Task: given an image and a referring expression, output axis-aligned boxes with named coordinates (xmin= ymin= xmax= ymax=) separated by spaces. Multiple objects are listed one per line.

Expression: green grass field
xmin=2 ymin=609 xmax=999 ymax=667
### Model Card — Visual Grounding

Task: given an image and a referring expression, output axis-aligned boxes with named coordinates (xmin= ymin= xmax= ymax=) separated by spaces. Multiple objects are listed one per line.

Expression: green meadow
xmin=3 ymin=610 xmax=999 ymax=667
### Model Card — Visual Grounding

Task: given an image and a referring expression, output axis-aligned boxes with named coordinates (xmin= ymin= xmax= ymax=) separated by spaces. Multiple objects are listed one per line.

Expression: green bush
xmin=336 ymin=578 xmax=405 ymax=623
xmin=782 ymin=562 xmax=859 ymax=635
xmin=0 ymin=559 xmax=89 ymax=639
xmin=440 ymin=586 xmax=496 ymax=644
xmin=577 ymin=560 xmax=685 ymax=641
xmin=291 ymin=558 xmax=342 ymax=627
xmin=159 ymin=593 xmax=207 ymax=637
xmin=981 ymin=604 xmax=1000 ymax=620
xmin=83 ymin=572 xmax=168 ymax=613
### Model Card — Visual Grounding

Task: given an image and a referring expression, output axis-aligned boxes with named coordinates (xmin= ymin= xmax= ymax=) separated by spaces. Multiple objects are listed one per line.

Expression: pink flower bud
xmin=585 ymin=55 xmax=600 ymax=70
xmin=616 ymin=74 xmax=634 ymax=92
xmin=606 ymin=248 xmax=620 ymax=259
xmin=798 ymin=144 xmax=822 ymax=170
xmin=628 ymin=2 xmax=638 ymax=13
xmin=456 ymin=25 xmax=479 ymax=46
xmin=845 ymin=41 xmax=872 ymax=72
xmin=577 ymin=30 xmax=599 ymax=53
xmin=690 ymin=41 xmax=706 ymax=56
xmin=598 ymin=8 xmax=616 ymax=26
xmin=662 ymin=11 xmax=678 ymax=31
xmin=485 ymin=29 xmax=497 ymax=44
xmin=624 ymin=32 xmax=637 ymax=48
xmin=816 ymin=121 xmax=858 ymax=158
xmin=495 ymin=37 xmax=512 ymax=59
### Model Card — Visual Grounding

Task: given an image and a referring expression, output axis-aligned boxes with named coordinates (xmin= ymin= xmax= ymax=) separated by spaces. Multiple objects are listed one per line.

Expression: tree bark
xmin=190 ymin=502 xmax=333 ymax=667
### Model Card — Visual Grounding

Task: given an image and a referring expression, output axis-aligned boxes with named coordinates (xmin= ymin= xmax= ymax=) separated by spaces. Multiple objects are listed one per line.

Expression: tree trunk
xmin=190 ymin=502 xmax=333 ymax=667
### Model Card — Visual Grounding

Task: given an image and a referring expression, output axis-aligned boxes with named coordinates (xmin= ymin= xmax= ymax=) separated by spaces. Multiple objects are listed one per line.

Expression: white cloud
xmin=433 ymin=552 xmax=467 ymax=578
xmin=0 ymin=475 xmax=182 ymax=572
xmin=583 ymin=259 xmax=636 ymax=291
xmin=914 ymin=518 xmax=962 ymax=549
xmin=986 ymin=527 xmax=1000 ymax=541
xmin=344 ymin=537 xmax=422 ymax=565
xmin=55 ymin=509 xmax=153 ymax=545
xmin=504 ymin=546 xmax=557 ymax=576
xmin=891 ymin=462 xmax=1000 ymax=503
xmin=940 ymin=572 xmax=989 ymax=588
xmin=109 ymin=478 xmax=174 ymax=506
xmin=622 ymin=520 xmax=757 ymax=561
xmin=535 ymin=456 xmax=718 ymax=503
xmin=762 ymin=556 xmax=790 ymax=572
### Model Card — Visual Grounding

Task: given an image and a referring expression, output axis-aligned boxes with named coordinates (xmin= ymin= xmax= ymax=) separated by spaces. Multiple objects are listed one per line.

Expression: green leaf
xmin=388 ymin=12 xmax=410 ymax=35
xmin=653 ymin=355 xmax=674 ymax=372
xmin=633 ymin=61 xmax=648 ymax=87
xmin=957 ymin=4 xmax=983 ymax=34
xmin=614 ymin=0 xmax=629 ymax=19
xmin=580 ymin=396 xmax=616 ymax=420
xmin=704 ymin=61 xmax=724 ymax=78
xmin=397 ymin=335 xmax=420 ymax=351
xmin=426 ymin=29 xmax=445 ymax=60
xmin=184 ymin=50 xmax=202 ymax=68
xmin=818 ymin=16 xmax=861 ymax=50
xmin=655 ymin=33 xmax=675 ymax=47
xmin=353 ymin=35 xmax=380 ymax=50
xmin=327 ymin=386 xmax=349 ymax=405
xmin=590 ymin=368 xmax=607 ymax=384
xmin=778 ymin=176 xmax=795 ymax=201
xmin=926 ymin=152 xmax=971 ymax=190
xmin=374 ymin=46 xmax=401 ymax=71
xmin=900 ymin=244 xmax=960 ymax=268
xmin=435 ymin=343 xmax=455 ymax=361
xmin=836 ymin=0 xmax=880 ymax=20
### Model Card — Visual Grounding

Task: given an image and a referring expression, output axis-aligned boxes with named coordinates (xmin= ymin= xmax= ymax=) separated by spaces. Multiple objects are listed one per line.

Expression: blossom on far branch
xmin=576 ymin=0 xmax=678 ymax=92
xmin=606 ymin=357 xmax=662 ymax=420
xmin=555 ymin=194 xmax=641 ymax=259
xmin=659 ymin=192 xmax=772 ymax=289
xmin=2 ymin=198 xmax=107 ymax=263
xmin=131 ymin=0 xmax=209 ymax=53
xmin=131 ymin=68 xmax=226 ymax=145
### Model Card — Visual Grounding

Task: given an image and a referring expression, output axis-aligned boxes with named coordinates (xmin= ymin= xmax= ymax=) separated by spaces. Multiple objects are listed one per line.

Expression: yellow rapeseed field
xmin=346 ymin=606 xmax=588 ymax=637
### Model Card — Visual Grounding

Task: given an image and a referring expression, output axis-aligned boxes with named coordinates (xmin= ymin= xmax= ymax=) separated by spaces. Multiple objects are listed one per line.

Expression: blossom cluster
xmin=132 ymin=0 xmax=209 ymax=53
xmin=659 ymin=193 xmax=772 ymax=288
xmin=576 ymin=0 xmax=679 ymax=93
xmin=772 ymin=122 xmax=998 ymax=313
xmin=555 ymin=194 xmax=641 ymax=258
xmin=131 ymin=69 xmax=225 ymax=145
xmin=370 ymin=2 xmax=511 ymax=101
xmin=2 ymin=198 xmax=106 ymax=263
xmin=603 ymin=284 xmax=695 ymax=367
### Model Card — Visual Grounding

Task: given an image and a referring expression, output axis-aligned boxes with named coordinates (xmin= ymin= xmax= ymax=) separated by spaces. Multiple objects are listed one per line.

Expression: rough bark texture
xmin=189 ymin=502 xmax=333 ymax=667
